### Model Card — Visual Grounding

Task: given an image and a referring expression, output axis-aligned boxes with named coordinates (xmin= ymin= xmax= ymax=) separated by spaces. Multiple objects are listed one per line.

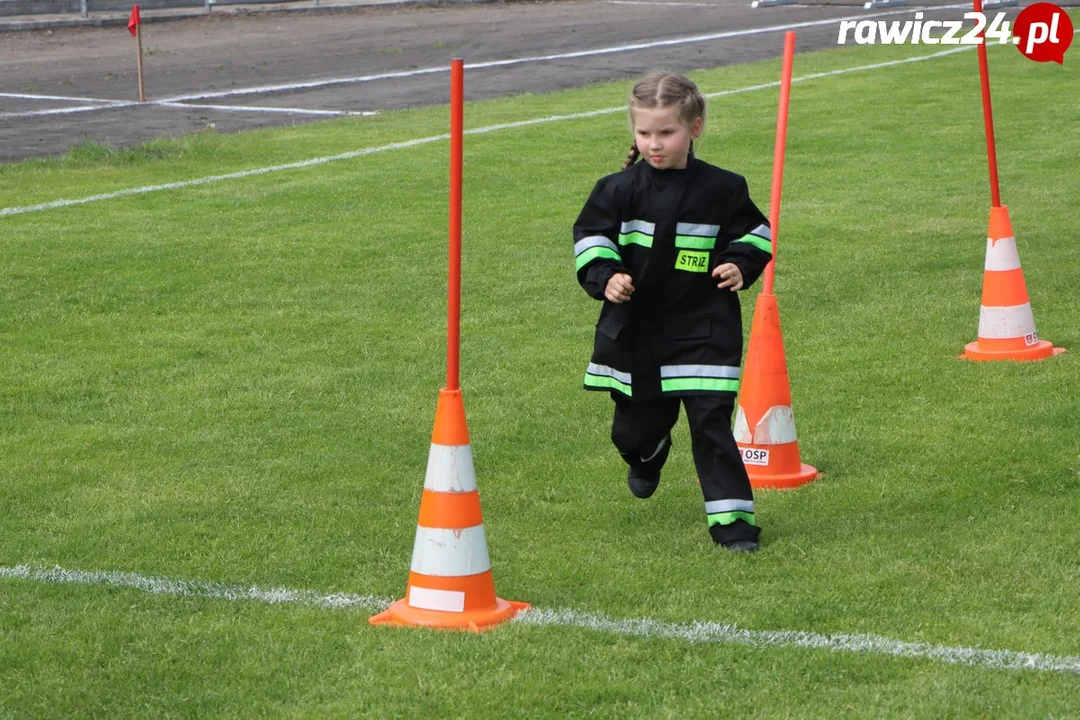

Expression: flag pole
xmin=135 ymin=23 xmax=146 ymax=102
xmin=129 ymin=5 xmax=145 ymax=102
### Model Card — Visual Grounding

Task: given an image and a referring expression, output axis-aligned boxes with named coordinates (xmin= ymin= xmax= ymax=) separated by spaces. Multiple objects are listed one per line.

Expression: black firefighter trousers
xmin=611 ymin=394 xmax=760 ymax=545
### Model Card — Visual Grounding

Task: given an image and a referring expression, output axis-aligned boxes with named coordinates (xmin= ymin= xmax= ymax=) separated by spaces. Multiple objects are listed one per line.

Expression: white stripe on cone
xmin=410 ymin=525 xmax=491 ymax=577
xmin=407 ymin=586 xmax=466 ymax=612
xmin=424 ymin=443 xmax=478 ymax=492
xmin=977 ymin=303 xmax=1037 ymax=340
xmin=734 ymin=405 xmax=798 ymax=445
xmin=984 ymin=236 xmax=1021 ymax=272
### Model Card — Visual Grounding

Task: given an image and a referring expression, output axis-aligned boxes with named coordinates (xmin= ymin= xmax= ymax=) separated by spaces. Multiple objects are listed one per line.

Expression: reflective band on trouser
xmin=704 ymin=498 xmax=755 ymax=514
xmin=660 ymin=365 xmax=740 ymax=393
xmin=707 ymin=511 xmax=757 ymax=527
xmin=661 ymin=364 xmax=740 ymax=379
xmin=661 ymin=378 xmax=739 ymax=393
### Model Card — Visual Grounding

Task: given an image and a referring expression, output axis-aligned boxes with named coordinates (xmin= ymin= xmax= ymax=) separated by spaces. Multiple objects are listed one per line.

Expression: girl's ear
xmin=690 ymin=116 xmax=703 ymax=139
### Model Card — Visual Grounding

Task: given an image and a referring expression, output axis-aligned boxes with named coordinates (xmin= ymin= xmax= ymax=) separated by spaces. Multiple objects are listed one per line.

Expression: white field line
xmin=0 ymin=91 xmax=128 ymax=103
xmin=2 ymin=564 xmax=1078 ymax=675
xmin=0 ymin=47 xmax=971 ymax=219
xmin=155 ymin=102 xmax=380 ymax=117
xmin=0 ymin=100 xmax=379 ymax=120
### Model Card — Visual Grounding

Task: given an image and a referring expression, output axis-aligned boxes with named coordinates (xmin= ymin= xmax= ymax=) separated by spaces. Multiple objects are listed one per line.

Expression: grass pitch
xmin=1 ymin=36 xmax=1079 ymax=717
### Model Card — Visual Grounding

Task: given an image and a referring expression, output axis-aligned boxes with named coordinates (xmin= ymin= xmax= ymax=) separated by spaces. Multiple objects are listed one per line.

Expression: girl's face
xmin=631 ymin=106 xmax=702 ymax=170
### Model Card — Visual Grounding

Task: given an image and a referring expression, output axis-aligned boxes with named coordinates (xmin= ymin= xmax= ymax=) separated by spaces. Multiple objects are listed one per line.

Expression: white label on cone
xmin=408 ymin=586 xmax=466 ymax=613
xmin=753 ymin=406 xmax=798 ymax=444
xmin=741 ymin=448 xmax=771 ymax=466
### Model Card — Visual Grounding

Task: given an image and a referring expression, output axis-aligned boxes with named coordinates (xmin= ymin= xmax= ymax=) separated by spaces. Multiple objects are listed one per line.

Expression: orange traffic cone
xmin=369 ymin=388 xmax=528 ymax=632
xmin=734 ymin=293 xmax=820 ymax=490
xmin=962 ymin=206 xmax=1064 ymax=362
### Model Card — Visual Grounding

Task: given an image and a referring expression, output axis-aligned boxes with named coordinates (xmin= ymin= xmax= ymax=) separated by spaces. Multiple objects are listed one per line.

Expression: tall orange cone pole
xmin=369 ymin=59 xmax=527 ymax=632
xmin=734 ymin=33 xmax=820 ymax=490
xmin=961 ymin=0 xmax=1063 ymax=362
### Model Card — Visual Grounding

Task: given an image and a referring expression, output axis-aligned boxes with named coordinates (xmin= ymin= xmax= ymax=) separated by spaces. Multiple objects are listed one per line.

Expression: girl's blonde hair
xmin=623 ymin=71 xmax=706 ymax=169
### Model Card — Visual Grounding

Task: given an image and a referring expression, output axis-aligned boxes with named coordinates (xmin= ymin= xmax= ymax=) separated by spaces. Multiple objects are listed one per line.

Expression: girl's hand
xmin=605 ymin=273 xmax=635 ymax=303
xmin=712 ymin=263 xmax=743 ymax=292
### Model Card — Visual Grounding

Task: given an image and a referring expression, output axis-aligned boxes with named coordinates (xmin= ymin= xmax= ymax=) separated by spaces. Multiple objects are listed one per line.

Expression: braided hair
xmin=623 ymin=71 xmax=706 ymax=169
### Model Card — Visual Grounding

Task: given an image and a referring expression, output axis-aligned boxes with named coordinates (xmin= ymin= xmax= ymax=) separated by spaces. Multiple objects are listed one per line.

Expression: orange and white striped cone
xmin=962 ymin=205 xmax=1064 ymax=362
xmin=369 ymin=388 xmax=527 ymax=632
xmin=734 ymin=293 xmax=820 ymax=490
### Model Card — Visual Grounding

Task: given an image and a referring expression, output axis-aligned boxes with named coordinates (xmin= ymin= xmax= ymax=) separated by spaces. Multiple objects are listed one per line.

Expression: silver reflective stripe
xmin=641 ymin=435 xmax=669 ymax=463
xmin=749 ymin=224 xmax=772 ymax=241
xmin=587 ymin=362 xmax=632 ymax=385
xmin=676 ymin=222 xmax=720 ymax=237
xmin=659 ymin=364 xmax=740 ymax=379
xmin=620 ymin=219 xmax=655 ymax=236
xmin=704 ymin=499 xmax=755 ymax=514
xmin=574 ymin=235 xmax=618 ymax=256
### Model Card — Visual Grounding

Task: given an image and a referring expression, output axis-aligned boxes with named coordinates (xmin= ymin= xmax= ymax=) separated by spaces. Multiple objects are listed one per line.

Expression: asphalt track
xmin=0 ymin=0 xmax=1001 ymax=161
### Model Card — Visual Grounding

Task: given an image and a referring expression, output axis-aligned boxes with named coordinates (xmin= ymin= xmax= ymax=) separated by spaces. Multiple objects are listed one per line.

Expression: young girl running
xmin=572 ymin=70 xmax=773 ymax=553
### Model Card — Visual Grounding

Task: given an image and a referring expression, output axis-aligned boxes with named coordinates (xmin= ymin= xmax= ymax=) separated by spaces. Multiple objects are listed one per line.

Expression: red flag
xmin=127 ymin=5 xmax=140 ymax=36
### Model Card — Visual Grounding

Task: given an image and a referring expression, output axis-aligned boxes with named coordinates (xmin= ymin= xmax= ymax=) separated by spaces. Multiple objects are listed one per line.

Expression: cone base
xmin=749 ymin=463 xmax=820 ymax=490
xmin=369 ymin=597 xmax=528 ymax=633
xmin=962 ymin=341 xmax=1065 ymax=362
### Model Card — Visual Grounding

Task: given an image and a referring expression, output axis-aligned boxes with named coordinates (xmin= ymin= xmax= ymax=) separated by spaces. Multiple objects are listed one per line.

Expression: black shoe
xmin=626 ymin=435 xmax=671 ymax=499
xmin=722 ymin=540 xmax=759 ymax=553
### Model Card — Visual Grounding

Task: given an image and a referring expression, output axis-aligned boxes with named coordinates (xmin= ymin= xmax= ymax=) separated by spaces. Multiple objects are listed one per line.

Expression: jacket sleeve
xmin=573 ymin=177 xmax=627 ymax=301
xmin=716 ymin=177 xmax=773 ymax=290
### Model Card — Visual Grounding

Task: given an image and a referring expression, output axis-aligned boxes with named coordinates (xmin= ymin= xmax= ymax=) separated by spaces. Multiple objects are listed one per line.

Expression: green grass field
xmin=2 ymin=34 xmax=1078 ymax=717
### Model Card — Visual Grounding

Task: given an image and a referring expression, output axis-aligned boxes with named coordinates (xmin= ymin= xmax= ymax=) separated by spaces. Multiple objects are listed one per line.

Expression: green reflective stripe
xmin=584 ymin=373 xmax=632 ymax=397
xmin=707 ymin=511 xmax=757 ymax=527
xmin=618 ymin=231 xmax=653 ymax=248
xmin=575 ymin=246 xmax=622 ymax=271
xmin=675 ymin=235 xmax=716 ymax=250
xmin=661 ymin=377 xmax=739 ymax=393
xmin=733 ymin=234 xmax=772 ymax=253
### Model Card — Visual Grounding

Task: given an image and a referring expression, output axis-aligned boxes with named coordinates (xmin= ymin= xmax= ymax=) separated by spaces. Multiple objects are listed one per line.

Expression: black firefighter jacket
xmin=573 ymin=157 xmax=773 ymax=402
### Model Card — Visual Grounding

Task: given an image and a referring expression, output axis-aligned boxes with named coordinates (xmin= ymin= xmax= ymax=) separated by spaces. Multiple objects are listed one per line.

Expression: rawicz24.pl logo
xmin=837 ymin=2 xmax=1074 ymax=64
